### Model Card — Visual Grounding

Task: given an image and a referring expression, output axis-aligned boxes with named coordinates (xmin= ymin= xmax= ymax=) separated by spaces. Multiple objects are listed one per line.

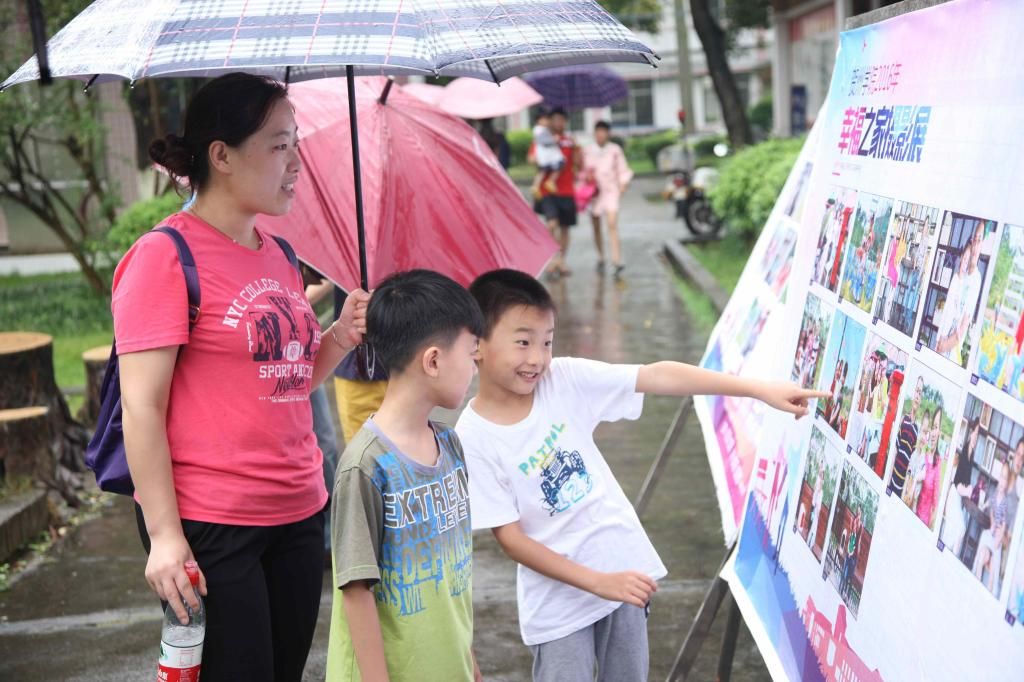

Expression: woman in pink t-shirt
xmin=114 ymin=73 xmax=368 ymax=682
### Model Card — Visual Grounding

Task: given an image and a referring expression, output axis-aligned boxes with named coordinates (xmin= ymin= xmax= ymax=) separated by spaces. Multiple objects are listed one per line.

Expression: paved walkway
xmin=0 ymin=177 xmax=770 ymax=681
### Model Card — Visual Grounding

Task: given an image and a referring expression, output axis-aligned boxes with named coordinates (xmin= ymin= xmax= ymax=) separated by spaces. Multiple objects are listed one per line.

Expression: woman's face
xmin=224 ymin=97 xmax=302 ymax=217
xmin=594 ymin=126 xmax=610 ymax=145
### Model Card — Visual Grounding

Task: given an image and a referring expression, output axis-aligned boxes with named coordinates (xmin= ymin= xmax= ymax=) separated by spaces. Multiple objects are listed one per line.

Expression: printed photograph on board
xmin=938 ymin=394 xmax=1024 ymax=598
xmin=793 ymin=426 xmax=843 ymax=562
xmin=792 ymin=293 xmax=835 ymax=389
xmin=815 ymin=310 xmax=868 ymax=440
xmin=872 ymin=200 xmax=940 ymax=338
xmin=822 ymin=459 xmax=880 ymax=619
xmin=917 ymin=212 xmax=997 ymax=370
xmin=760 ymin=221 xmax=799 ymax=298
xmin=976 ymin=224 xmax=1024 ymax=404
xmin=812 ymin=186 xmax=859 ymax=294
xmin=1008 ymin=533 xmax=1024 ymax=625
xmin=846 ymin=334 xmax=909 ymax=481
xmin=884 ymin=361 xmax=960 ymax=530
xmin=784 ymin=161 xmax=814 ymax=222
xmin=839 ymin=192 xmax=893 ymax=314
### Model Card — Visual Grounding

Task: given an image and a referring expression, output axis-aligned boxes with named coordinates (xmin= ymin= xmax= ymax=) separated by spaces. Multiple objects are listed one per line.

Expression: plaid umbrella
xmin=2 ymin=0 xmax=656 ymax=290
xmin=2 ymin=0 xmax=657 ymax=88
xmin=524 ymin=64 xmax=628 ymax=109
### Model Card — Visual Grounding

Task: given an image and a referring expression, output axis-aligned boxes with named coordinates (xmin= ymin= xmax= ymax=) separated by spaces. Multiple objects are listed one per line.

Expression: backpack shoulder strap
xmin=271 ymin=235 xmax=301 ymax=274
xmin=152 ymin=226 xmax=201 ymax=332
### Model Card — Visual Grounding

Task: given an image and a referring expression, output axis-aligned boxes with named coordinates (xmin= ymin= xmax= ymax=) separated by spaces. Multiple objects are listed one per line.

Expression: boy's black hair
xmin=469 ymin=269 xmax=557 ymax=338
xmin=548 ymin=107 xmax=568 ymax=119
xmin=367 ymin=270 xmax=484 ymax=374
xmin=594 ymin=120 xmax=611 ymax=132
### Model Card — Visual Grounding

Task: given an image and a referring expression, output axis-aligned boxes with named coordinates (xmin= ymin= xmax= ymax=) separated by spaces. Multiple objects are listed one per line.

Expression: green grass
xmin=1 ymin=271 xmax=113 ymax=407
xmin=686 ymin=234 xmax=755 ymax=294
xmin=672 ymin=274 xmax=718 ymax=334
xmin=508 ymin=156 xmax=658 ymax=185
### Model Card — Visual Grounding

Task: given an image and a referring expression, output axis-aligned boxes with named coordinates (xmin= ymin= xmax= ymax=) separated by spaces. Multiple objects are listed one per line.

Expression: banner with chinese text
xmin=718 ymin=1 xmax=1024 ymax=679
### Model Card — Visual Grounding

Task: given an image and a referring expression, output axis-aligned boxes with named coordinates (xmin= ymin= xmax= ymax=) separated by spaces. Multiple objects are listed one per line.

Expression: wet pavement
xmin=0 ymin=176 xmax=770 ymax=681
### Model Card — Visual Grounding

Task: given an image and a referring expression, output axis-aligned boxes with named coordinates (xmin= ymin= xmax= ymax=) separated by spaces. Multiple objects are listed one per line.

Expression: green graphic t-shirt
xmin=326 ymin=419 xmax=473 ymax=681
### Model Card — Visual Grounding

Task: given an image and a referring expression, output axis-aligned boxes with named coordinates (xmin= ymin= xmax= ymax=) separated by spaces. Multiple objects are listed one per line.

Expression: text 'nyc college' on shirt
xmin=456 ymin=357 xmax=667 ymax=646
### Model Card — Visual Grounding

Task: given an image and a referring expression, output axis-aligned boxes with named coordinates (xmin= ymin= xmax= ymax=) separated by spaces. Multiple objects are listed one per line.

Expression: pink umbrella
xmin=401 ymin=82 xmax=445 ymax=106
xmin=439 ymin=77 xmax=543 ymax=119
xmin=261 ymin=77 xmax=558 ymax=290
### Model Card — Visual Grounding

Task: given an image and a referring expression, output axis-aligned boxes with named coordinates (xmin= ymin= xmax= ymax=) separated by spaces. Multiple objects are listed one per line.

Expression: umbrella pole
xmin=346 ymin=65 xmax=369 ymax=292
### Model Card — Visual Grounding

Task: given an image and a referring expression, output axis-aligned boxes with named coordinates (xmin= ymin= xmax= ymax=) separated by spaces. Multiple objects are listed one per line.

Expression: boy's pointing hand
xmin=758 ymin=382 xmax=830 ymax=419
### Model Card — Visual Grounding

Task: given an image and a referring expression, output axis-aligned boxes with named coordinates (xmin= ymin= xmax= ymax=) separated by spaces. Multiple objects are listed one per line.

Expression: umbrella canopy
xmin=259 ymin=77 xmax=558 ymax=290
xmin=524 ymin=64 xmax=628 ymax=109
xmin=2 ymin=0 xmax=657 ymax=89
xmin=437 ymin=76 xmax=542 ymax=119
xmin=401 ymin=82 xmax=445 ymax=106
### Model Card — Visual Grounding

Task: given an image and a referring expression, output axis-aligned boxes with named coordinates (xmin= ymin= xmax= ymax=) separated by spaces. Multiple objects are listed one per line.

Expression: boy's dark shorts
xmin=535 ymin=195 xmax=577 ymax=228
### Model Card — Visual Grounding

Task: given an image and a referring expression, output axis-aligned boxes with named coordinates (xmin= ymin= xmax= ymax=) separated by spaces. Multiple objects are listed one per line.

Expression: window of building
xmin=610 ymin=80 xmax=654 ymax=129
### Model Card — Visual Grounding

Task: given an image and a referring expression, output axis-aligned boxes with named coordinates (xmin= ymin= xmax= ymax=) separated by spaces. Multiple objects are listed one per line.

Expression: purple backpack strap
xmin=85 ymin=226 xmax=201 ymax=495
xmin=153 ymin=226 xmax=201 ymax=331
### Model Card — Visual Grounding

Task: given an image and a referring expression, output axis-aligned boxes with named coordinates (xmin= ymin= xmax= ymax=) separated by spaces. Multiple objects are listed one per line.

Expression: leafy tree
xmin=690 ymin=0 xmax=772 ymax=148
xmin=599 ymin=0 xmax=662 ymax=34
xmin=0 ymin=0 xmax=127 ymax=295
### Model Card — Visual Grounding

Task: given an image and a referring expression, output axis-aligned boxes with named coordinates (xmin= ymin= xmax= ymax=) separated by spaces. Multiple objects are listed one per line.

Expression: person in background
xmin=479 ymin=117 xmax=511 ymax=170
xmin=304 ymin=271 xmax=341 ymax=563
xmin=584 ymin=120 xmax=633 ymax=277
xmin=333 ymin=286 xmax=389 ymax=444
xmin=530 ymin=109 xmax=564 ymax=198
xmin=531 ymin=108 xmax=580 ymax=278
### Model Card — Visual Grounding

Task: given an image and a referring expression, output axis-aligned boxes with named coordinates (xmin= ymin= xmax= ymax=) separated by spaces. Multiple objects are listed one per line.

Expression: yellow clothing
xmin=333 ymin=377 xmax=388 ymax=444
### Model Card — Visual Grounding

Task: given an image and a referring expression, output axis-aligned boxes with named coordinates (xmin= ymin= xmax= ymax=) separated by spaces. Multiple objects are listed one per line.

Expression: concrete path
xmin=0 ymin=177 xmax=770 ymax=681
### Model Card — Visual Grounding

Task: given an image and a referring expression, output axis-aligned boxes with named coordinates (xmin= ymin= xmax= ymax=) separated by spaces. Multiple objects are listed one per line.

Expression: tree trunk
xmin=0 ymin=407 xmax=54 ymax=484
xmin=0 ymin=333 xmax=90 ymax=505
xmin=80 ymin=345 xmax=112 ymax=427
xmin=690 ymin=0 xmax=754 ymax=148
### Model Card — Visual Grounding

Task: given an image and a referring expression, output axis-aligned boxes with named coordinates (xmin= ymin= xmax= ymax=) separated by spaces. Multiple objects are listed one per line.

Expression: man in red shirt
xmin=533 ymin=108 xmax=581 ymax=277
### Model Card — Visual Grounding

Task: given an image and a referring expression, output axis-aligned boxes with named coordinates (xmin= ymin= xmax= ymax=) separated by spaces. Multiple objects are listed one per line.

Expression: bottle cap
xmin=184 ymin=560 xmax=200 ymax=587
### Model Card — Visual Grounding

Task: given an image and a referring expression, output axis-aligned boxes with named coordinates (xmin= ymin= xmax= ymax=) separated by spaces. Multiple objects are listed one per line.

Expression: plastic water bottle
xmin=157 ymin=561 xmax=205 ymax=682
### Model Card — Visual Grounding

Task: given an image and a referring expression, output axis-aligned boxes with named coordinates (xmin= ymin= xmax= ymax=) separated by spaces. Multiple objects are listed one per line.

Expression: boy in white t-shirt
xmin=455 ymin=269 xmax=825 ymax=681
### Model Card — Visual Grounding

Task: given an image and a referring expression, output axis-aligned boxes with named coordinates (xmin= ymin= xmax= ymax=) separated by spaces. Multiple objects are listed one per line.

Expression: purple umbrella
xmin=523 ymin=64 xmax=628 ymax=109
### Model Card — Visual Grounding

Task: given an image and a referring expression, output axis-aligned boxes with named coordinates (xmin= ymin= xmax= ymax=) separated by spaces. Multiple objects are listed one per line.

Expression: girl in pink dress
xmin=916 ymin=408 xmax=944 ymax=527
xmin=583 ymin=121 xmax=633 ymax=277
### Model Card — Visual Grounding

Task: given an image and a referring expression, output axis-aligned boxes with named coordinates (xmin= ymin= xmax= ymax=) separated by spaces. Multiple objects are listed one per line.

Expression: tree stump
xmin=80 ymin=345 xmax=113 ymax=427
xmin=0 ymin=407 xmax=54 ymax=483
xmin=0 ymin=333 xmax=90 ymax=505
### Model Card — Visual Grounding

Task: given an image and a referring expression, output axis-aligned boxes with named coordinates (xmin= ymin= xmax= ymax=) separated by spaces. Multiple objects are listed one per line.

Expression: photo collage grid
xmin=790 ymin=184 xmax=1024 ymax=623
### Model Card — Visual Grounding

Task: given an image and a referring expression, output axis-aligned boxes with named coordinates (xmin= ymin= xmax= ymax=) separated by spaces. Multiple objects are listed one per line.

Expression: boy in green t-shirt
xmin=327 ymin=270 xmax=485 ymax=681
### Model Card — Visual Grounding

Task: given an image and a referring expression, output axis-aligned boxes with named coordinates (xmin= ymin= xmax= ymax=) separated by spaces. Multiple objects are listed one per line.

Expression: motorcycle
xmin=664 ymin=169 xmax=722 ymax=239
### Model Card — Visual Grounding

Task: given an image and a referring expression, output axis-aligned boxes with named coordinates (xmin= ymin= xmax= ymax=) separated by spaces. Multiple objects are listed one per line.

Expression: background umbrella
xmin=260 ymin=77 xmax=558 ymax=290
xmin=3 ymin=0 xmax=656 ymax=290
xmin=524 ymin=64 xmax=629 ymax=109
xmin=401 ymin=82 xmax=445 ymax=107
xmin=437 ymin=76 xmax=542 ymax=119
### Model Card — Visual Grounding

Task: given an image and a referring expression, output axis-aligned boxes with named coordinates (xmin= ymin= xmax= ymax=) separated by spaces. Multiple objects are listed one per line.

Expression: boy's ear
xmin=421 ymin=345 xmax=442 ymax=378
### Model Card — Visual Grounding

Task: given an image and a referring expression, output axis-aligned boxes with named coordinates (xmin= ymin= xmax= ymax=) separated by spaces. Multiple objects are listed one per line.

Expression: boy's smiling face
xmin=478 ymin=304 xmax=555 ymax=397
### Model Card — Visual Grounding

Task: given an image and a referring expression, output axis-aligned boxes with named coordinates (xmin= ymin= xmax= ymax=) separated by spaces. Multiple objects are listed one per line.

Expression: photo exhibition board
xmin=695 ymin=120 xmax=822 ymax=542
xmin=704 ymin=1 xmax=1024 ymax=680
